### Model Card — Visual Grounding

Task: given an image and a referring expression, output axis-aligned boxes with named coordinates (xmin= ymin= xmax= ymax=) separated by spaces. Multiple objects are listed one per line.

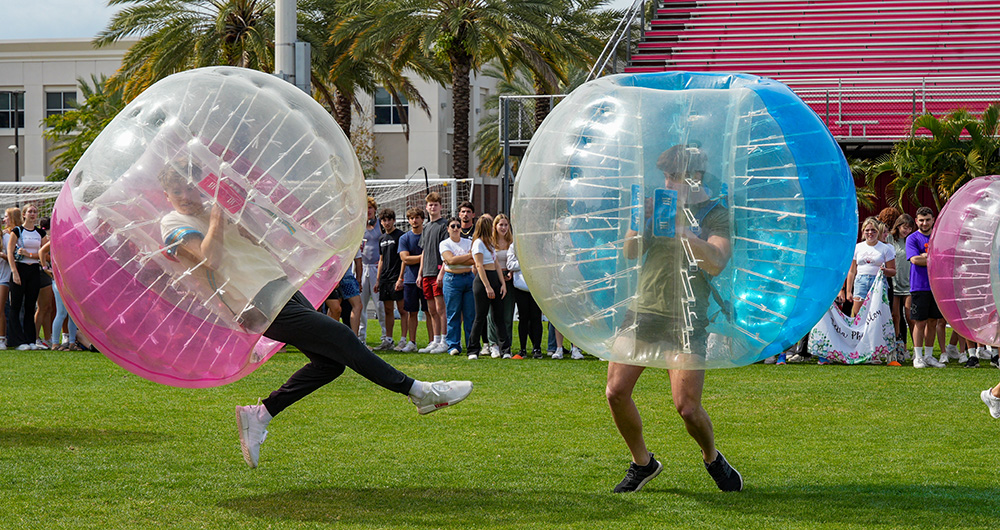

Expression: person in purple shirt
xmin=905 ymin=206 xmax=945 ymax=368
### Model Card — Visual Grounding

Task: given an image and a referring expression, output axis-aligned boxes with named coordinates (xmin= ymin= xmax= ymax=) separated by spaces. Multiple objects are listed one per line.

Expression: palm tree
xmin=338 ymin=0 xmax=565 ymax=180
xmin=95 ymin=0 xmax=275 ymax=99
xmin=305 ymin=0 xmax=445 ymax=140
xmin=867 ymin=104 xmax=1000 ymax=210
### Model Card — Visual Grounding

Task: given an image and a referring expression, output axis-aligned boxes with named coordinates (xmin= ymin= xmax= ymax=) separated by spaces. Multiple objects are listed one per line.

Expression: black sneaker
xmin=704 ymin=451 xmax=743 ymax=492
xmin=613 ymin=454 xmax=663 ymax=493
xmin=532 ymin=348 xmax=544 ymax=359
xmin=992 ymin=355 xmax=999 ymax=369
xmin=965 ymin=356 xmax=980 ymax=368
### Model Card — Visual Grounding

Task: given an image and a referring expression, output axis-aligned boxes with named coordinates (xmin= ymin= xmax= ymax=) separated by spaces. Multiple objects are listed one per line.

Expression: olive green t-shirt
xmin=635 ymin=203 xmax=729 ymax=323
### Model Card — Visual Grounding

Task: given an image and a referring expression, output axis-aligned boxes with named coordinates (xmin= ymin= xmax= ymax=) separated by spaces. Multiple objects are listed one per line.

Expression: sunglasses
xmin=449 ymin=224 xmax=461 ymax=229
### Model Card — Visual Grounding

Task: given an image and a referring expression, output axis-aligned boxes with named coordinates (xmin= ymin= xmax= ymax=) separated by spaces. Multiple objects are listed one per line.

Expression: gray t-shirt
xmin=420 ymin=217 xmax=448 ymax=278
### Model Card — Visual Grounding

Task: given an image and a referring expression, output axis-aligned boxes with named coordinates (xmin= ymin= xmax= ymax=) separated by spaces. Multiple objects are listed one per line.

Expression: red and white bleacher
xmin=626 ymin=0 xmax=1000 ymax=140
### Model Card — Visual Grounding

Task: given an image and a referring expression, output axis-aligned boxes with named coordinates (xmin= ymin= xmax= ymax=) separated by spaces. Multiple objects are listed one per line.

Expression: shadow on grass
xmin=0 ymin=427 xmax=168 ymax=447
xmin=221 ymin=487 xmax=636 ymax=526
xmin=661 ymin=483 xmax=1000 ymax=526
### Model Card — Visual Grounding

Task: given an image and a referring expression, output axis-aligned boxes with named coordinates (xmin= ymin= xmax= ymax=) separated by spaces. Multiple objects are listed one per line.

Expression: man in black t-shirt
xmin=376 ymin=208 xmax=406 ymax=349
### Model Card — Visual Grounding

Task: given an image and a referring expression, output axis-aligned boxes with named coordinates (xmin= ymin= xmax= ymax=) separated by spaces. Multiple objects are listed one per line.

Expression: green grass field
xmin=3 ymin=324 xmax=999 ymax=529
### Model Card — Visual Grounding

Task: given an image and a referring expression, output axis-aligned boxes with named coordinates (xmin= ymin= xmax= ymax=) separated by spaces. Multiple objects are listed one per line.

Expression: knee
xmin=675 ymin=400 xmax=704 ymax=424
xmin=606 ymin=383 xmax=632 ymax=408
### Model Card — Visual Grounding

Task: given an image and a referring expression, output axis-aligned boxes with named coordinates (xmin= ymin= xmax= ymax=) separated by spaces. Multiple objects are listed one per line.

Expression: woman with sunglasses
xmin=467 ymin=216 xmax=511 ymax=360
xmin=438 ymin=216 xmax=475 ymax=356
xmin=7 ymin=203 xmax=48 ymax=350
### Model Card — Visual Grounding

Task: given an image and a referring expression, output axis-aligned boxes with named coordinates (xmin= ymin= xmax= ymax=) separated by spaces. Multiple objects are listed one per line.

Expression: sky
xmin=6 ymin=0 xmax=639 ymax=40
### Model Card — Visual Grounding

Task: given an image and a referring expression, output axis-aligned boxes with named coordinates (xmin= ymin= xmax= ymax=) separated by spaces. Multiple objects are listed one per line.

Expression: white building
xmin=0 ymin=38 xmax=500 ymax=211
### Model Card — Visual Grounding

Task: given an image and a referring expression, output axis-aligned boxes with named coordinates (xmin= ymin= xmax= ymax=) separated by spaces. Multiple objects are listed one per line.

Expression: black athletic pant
xmin=260 ymin=291 xmax=414 ymax=417
xmin=8 ymin=262 xmax=40 ymax=347
xmin=513 ymin=288 xmax=542 ymax=351
xmin=469 ymin=270 xmax=510 ymax=356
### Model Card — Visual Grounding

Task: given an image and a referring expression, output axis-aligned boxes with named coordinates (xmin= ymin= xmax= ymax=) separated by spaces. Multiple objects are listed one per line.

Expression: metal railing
xmin=586 ymin=0 xmax=648 ymax=82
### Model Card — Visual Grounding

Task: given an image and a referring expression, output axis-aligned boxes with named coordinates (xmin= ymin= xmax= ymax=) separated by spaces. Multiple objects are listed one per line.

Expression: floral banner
xmin=808 ymin=272 xmax=895 ymax=364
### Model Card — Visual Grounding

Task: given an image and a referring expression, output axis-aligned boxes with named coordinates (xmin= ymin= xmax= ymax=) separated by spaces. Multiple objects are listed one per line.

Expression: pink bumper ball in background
xmin=51 ymin=66 xmax=366 ymax=387
xmin=928 ymin=175 xmax=1000 ymax=346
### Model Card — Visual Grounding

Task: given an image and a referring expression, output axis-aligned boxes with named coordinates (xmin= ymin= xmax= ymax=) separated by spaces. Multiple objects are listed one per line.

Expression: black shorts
xmin=326 ymin=286 xmax=343 ymax=301
xmin=403 ymin=283 xmax=427 ymax=313
xmin=910 ymin=290 xmax=942 ymax=321
xmin=379 ymin=282 xmax=404 ymax=301
xmin=621 ymin=310 xmax=707 ymax=355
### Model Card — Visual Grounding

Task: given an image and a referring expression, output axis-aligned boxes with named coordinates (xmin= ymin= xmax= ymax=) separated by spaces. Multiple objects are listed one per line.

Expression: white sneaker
xmin=502 ymin=353 xmax=512 ymax=359
xmin=552 ymin=348 xmax=564 ymax=360
xmin=981 ymin=389 xmax=1000 ymax=418
xmin=394 ymin=338 xmax=408 ymax=351
xmin=958 ymin=353 xmax=969 ymax=364
xmin=913 ymin=355 xmax=927 ymax=368
xmin=377 ymin=337 xmax=394 ymax=350
xmin=978 ymin=348 xmax=989 ymax=359
xmin=467 ymin=353 xmax=478 ymax=360
xmin=571 ymin=347 xmax=584 ymax=360
xmin=418 ymin=340 xmax=438 ymax=353
xmin=236 ymin=402 xmax=272 ymax=468
xmin=400 ymin=341 xmax=417 ymax=353
xmin=430 ymin=343 xmax=450 ymax=354
xmin=410 ymin=380 xmax=473 ymax=415
xmin=490 ymin=345 xmax=501 ymax=358
xmin=0 ymin=337 xmax=6 ymax=350
xmin=787 ymin=354 xmax=807 ymax=363
xmin=925 ymin=355 xmax=946 ymax=368
xmin=938 ymin=353 xmax=949 ymax=365
xmin=945 ymin=344 xmax=959 ymax=359
xmin=16 ymin=344 xmax=32 ymax=351
xmin=448 ymin=348 xmax=461 ymax=356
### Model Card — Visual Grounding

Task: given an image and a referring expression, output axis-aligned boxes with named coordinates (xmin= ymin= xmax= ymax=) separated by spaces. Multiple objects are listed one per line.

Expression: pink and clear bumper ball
xmin=928 ymin=175 xmax=1000 ymax=346
xmin=51 ymin=66 xmax=366 ymax=387
xmin=511 ymin=72 xmax=856 ymax=369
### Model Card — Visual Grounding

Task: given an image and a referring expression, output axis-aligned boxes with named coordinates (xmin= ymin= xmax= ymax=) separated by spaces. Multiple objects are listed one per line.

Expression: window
xmin=374 ymin=87 xmax=408 ymax=125
xmin=0 ymin=91 xmax=25 ymax=129
xmin=46 ymin=91 xmax=77 ymax=118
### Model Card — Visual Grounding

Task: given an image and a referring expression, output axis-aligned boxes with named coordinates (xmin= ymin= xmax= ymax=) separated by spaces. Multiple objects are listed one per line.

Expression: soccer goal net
xmin=0 ymin=182 xmax=65 ymax=220
xmin=365 ymin=178 xmax=474 ymax=225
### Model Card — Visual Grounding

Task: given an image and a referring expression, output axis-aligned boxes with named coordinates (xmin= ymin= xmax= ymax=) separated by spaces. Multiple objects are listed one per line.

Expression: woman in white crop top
xmin=7 ymin=203 xmax=48 ymax=349
xmin=486 ymin=214 xmax=514 ymax=358
xmin=846 ymin=216 xmax=896 ymax=317
xmin=466 ymin=216 xmax=510 ymax=359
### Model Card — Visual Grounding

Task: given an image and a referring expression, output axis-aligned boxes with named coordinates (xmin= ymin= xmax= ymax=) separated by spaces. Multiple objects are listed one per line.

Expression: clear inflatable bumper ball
xmin=51 ymin=66 xmax=366 ymax=387
xmin=928 ymin=175 xmax=1000 ymax=346
xmin=512 ymin=72 xmax=856 ymax=369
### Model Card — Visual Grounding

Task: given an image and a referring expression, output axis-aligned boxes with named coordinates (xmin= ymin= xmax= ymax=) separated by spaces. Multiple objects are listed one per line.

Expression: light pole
xmin=7 ymin=90 xmax=23 ymax=182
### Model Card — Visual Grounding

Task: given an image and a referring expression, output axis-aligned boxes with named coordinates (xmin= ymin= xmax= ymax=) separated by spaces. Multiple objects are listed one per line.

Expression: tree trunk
xmin=334 ymin=91 xmax=353 ymax=141
xmin=450 ymin=50 xmax=472 ymax=180
xmin=534 ymin=78 xmax=551 ymax=129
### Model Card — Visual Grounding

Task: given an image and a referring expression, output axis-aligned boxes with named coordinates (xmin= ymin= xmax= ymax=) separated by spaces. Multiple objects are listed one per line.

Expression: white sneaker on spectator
xmin=409 ymin=380 xmax=473 ymax=415
xmin=35 ymin=339 xmax=50 ymax=350
xmin=430 ymin=342 xmax=450 ymax=354
xmin=787 ymin=354 xmax=807 ymax=363
xmin=448 ymin=348 xmax=461 ymax=356
xmin=236 ymin=402 xmax=271 ymax=468
xmin=571 ymin=346 xmax=584 ymax=360
xmin=958 ymin=352 xmax=968 ymax=364
xmin=502 ymin=353 xmax=512 ymax=359
xmin=378 ymin=337 xmax=395 ymax=350
xmin=552 ymin=348 xmax=564 ymax=360
xmin=913 ymin=355 xmax=927 ymax=368
xmin=392 ymin=338 xmax=406 ymax=351
xmin=418 ymin=340 xmax=438 ymax=353
xmin=981 ymin=389 xmax=1000 ymax=418
xmin=467 ymin=353 xmax=478 ymax=360
xmin=945 ymin=344 xmax=959 ymax=359
xmin=490 ymin=344 xmax=501 ymax=358
xmin=938 ymin=353 xmax=949 ymax=365
xmin=925 ymin=355 xmax=946 ymax=368
xmin=0 ymin=337 xmax=6 ymax=350
xmin=401 ymin=341 xmax=417 ymax=353
xmin=977 ymin=347 xmax=989 ymax=359
xmin=16 ymin=343 xmax=32 ymax=351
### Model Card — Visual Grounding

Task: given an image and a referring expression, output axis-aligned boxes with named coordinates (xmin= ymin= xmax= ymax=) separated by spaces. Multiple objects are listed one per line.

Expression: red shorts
xmin=422 ymin=276 xmax=444 ymax=299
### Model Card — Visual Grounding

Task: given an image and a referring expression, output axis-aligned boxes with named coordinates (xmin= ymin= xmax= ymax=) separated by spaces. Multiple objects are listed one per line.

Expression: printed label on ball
xmin=653 ymin=188 xmax=678 ymax=238
xmin=630 ymin=184 xmax=643 ymax=231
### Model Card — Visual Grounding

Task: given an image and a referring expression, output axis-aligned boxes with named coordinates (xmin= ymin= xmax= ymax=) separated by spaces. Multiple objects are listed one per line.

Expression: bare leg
xmin=433 ymin=295 xmax=446 ymax=339
xmin=992 ymin=382 xmax=1000 ymax=399
xmin=347 ymin=295 xmax=363 ymax=336
xmin=606 ymin=362 xmax=651 ymax=466
xmin=669 ymin=369 xmax=717 ymax=464
xmin=935 ymin=319 xmax=947 ymax=353
xmin=382 ymin=300 xmax=396 ymax=342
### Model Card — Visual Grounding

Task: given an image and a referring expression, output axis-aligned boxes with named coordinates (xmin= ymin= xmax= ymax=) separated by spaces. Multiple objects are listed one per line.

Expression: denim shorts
xmin=852 ymin=274 xmax=876 ymax=300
